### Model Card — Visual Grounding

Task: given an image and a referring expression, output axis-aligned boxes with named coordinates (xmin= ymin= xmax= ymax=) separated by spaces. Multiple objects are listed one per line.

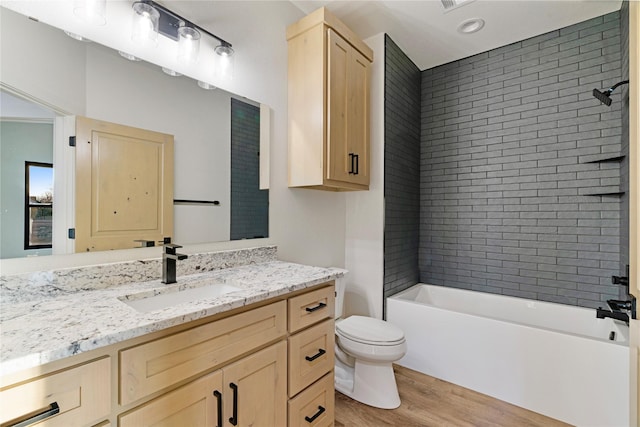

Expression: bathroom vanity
xmin=0 ymin=247 xmax=342 ymax=427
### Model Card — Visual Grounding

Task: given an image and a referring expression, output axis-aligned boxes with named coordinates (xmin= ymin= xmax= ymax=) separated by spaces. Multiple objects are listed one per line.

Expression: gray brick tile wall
xmin=383 ymin=35 xmax=421 ymax=308
xmin=420 ymin=11 xmax=623 ymax=308
xmin=230 ymin=99 xmax=268 ymax=240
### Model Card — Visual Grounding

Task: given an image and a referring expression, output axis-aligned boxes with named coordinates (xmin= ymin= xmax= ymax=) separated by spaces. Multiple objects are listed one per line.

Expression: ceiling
xmin=289 ymin=0 xmax=622 ymax=70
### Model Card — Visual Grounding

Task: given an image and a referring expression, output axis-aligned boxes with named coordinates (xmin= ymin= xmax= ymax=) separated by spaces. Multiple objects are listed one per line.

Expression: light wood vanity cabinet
xmin=287 ymin=285 xmax=336 ymax=426
xmin=119 ymin=301 xmax=287 ymax=405
xmin=120 ymin=342 xmax=287 ymax=427
xmin=287 ymin=7 xmax=373 ymax=191
xmin=0 ymin=357 xmax=111 ymax=427
xmin=0 ymin=283 xmax=335 ymax=427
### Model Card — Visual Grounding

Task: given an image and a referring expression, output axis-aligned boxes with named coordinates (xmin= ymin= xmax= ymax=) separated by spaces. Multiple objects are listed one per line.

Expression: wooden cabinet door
xmin=75 ymin=116 xmax=174 ymax=252
xmin=327 ymin=29 xmax=351 ymax=184
xmin=222 ymin=342 xmax=287 ymax=427
xmin=119 ymin=370 xmax=223 ymax=427
xmin=347 ymin=46 xmax=370 ymax=186
xmin=327 ymin=29 xmax=370 ymax=187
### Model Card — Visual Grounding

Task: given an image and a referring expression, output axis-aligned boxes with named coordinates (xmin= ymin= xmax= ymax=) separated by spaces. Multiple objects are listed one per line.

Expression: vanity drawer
xmin=288 ymin=372 xmax=334 ymax=427
xmin=0 ymin=357 xmax=111 ymax=427
xmin=120 ymin=300 xmax=286 ymax=405
xmin=288 ymin=285 xmax=334 ymax=333
xmin=288 ymin=319 xmax=335 ymax=397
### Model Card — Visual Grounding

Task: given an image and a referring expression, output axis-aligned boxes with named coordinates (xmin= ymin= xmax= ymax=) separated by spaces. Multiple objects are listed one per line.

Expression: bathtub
xmin=387 ymin=284 xmax=630 ymax=427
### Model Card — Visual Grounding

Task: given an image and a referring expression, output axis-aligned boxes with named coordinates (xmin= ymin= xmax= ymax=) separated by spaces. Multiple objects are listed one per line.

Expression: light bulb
xmin=131 ymin=2 xmax=159 ymax=46
xmin=214 ymin=44 xmax=234 ymax=81
xmin=178 ymin=26 xmax=200 ymax=64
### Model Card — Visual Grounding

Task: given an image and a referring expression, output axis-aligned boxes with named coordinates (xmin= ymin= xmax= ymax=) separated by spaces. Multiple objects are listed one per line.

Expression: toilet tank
xmin=335 ymin=277 xmax=346 ymax=319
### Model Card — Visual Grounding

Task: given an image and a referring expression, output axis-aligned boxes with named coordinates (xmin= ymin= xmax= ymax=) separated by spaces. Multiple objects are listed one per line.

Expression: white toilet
xmin=333 ymin=279 xmax=407 ymax=409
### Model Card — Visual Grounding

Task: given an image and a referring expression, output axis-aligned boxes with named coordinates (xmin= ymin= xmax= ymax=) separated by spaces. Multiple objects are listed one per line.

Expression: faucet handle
xmin=612 ymin=275 xmax=629 ymax=287
xmin=163 ymin=243 xmax=183 ymax=249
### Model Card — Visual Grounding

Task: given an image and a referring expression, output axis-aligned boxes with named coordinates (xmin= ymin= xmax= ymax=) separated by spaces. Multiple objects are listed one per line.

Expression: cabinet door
xmin=327 ymin=29 xmax=370 ymax=187
xmin=119 ymin=370 xmax=223 ymax=427
xmin=327 ymin=29 xmax=351 ymax=184
xmin=347 ymin=46 xmax=370 ymax=186
xmin=222 ymin=342 xmax=287 ymax=427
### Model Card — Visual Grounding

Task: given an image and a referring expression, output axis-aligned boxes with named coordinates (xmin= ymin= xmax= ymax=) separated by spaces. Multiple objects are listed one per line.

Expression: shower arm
xmin=605 ymin=80 xmax=629 ymax=94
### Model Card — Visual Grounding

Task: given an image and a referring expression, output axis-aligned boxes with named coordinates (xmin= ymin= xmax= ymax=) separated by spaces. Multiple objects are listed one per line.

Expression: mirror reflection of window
xmin=25 ymin=162 xmax=53 ymax=249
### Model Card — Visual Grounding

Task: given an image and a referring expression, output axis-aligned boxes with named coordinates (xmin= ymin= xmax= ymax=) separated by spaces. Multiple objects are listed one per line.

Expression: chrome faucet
xmin=162 ymin=243 xmax=188 ymax=284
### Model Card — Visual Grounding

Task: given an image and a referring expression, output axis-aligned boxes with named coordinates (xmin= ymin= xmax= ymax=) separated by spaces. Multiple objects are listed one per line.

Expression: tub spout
xmin=607 ymin=299 xmax=633 ymax=312
xmin=596 ymin=307 xmax=629 ymax=325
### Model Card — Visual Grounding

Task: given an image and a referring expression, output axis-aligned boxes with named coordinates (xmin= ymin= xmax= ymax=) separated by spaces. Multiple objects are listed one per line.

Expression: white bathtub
xmin=387 ymin=284 xmax=630 ymax=427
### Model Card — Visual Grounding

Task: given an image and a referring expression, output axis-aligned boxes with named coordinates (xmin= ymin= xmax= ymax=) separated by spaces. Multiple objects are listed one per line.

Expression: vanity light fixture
xmin=73 ymin=0 xmax=106 ymax=26
xmin=130 ymin=0 xmax=233 ymax=69
xmin=457 ymin=17 xmax=485 ymax=34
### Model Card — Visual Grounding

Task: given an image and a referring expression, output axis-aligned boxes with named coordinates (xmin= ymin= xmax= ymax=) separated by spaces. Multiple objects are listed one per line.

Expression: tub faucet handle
xmin=611 ymin=275 xmax=629 ymax=287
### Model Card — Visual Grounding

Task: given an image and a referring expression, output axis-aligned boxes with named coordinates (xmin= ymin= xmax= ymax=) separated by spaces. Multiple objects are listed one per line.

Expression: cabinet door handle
xmin=305 ymin=405 xmax=326 ymax=423
xmin=229 ymin=382 xmax=238 ymax=426
xmin=349 ymin=153 xmax=355 ymax=174
xmin=305 ymin=348 xmax=326 ymax=362
xmin=354 ymin=154 xmax=359 ymax=175
xmin=9 ymin=402 xmax=60 ymax=427
xmin=213 ymin=390 xmax=222 ymax=427
xmin=305 ymin=302 xmax=326 ymax=312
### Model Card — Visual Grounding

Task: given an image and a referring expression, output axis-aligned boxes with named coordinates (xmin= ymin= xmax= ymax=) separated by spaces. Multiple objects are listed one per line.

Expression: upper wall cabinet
xmin=287 ymin=7 xmax=373 ymax=191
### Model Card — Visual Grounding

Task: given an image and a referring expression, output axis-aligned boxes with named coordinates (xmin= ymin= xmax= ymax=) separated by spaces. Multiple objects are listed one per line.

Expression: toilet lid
xmin=336 ymin=315 xmax=405 ymax=345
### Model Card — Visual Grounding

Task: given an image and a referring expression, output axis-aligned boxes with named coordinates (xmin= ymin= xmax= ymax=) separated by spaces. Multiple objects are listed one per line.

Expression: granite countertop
xmin=0 ymin=260 xmax=345 ymax=377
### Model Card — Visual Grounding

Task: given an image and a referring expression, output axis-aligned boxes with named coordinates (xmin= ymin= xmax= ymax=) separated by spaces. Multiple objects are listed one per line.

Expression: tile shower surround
xmin=420 ymin=11 xmax=623 ymax=308
xmin=384 ymin=10 xmax=626 ymax=309
xmin=383 ymin=35 xmax=421 ymax=305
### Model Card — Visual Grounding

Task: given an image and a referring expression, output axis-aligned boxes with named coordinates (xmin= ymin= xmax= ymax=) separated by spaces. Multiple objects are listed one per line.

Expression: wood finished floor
xmin=334 ymin=365 xmax=572 ymax=427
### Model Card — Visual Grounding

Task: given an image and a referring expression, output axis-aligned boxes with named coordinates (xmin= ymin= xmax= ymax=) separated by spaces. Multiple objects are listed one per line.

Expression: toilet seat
xmin=336 ymin=315 xmax=405 ymax=346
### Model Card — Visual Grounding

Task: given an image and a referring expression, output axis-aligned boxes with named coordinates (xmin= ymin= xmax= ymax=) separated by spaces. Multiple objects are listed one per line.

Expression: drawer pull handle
xmin=213 ymin=390 xmax=222 ymax=427
xmin=305 ymin=302 xmax=327 ymax=313
xmin=305 ymin=405 xmax=326 ymax=423
xmin=9 ymin=402 xmax=60 ymax=427
xmin=305 ymin=348 xmax=326 ymax=362
xmin=229 ymin=382 xmax=238 ymax=426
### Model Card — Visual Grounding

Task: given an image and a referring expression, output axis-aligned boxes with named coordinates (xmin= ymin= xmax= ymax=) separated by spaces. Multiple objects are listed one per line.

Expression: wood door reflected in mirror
xmin=74 ymin=116 xmax=174 ymax=253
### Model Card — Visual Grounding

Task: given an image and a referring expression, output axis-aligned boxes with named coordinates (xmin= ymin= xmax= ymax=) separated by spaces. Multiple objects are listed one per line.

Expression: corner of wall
xmin=343 ymin=33 xmax=386 ymax=319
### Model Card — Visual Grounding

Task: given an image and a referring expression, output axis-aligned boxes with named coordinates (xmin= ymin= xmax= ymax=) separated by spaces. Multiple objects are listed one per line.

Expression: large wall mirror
xmin=0 ymin=7 xmax=269 ymax=260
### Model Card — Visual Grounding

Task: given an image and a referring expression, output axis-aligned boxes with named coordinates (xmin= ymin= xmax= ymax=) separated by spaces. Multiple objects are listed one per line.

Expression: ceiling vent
xmin=441 ymin=0 xmax=476 ymax=12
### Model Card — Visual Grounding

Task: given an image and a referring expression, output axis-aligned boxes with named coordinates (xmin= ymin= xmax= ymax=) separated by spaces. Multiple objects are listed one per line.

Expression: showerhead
xmin=592 ymin=88 xmax=612 ymax=106
xmin=592 ymin=80 xmax=629 ymax=106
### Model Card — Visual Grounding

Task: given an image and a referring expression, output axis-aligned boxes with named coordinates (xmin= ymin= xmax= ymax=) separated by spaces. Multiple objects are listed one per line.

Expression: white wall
xmin=343 ymin=33 xmax=385 ymax=319
xmin=0 ymin=2 xmax=347 ymax=273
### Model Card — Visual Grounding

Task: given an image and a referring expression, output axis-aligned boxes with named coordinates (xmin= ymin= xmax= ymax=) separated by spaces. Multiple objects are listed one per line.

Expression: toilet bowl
xmin=333 ymin=280 xmax=407 ymax=409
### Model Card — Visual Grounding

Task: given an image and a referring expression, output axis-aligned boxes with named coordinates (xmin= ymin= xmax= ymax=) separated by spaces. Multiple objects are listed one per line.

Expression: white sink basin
xmin=120 ymin=283 xmax=242 ymax=313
